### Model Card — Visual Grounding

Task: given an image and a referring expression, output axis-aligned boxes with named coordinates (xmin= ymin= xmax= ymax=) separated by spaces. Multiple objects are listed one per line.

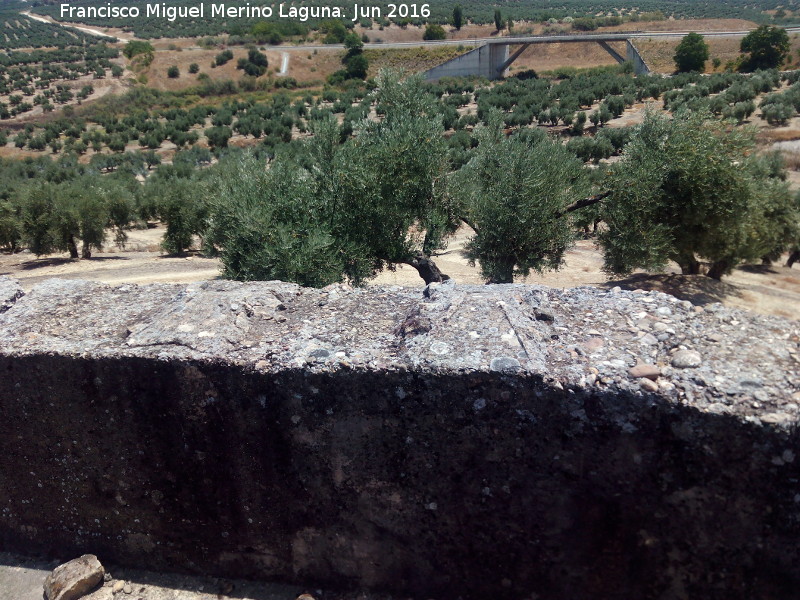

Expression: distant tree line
xmin=27 ymin=0 xmax=783 ymax=41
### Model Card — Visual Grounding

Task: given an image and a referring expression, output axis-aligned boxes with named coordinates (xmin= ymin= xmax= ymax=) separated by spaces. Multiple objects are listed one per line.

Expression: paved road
xmin=263 ymin=26 xmax=800 ymax=52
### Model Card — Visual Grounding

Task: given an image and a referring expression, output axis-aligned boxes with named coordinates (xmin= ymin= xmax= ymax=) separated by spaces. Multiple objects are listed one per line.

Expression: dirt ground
xmin=0 ymin=552 xmax=321 ymax=600
xmin=2 ymin=223 xmax=798 ymax=320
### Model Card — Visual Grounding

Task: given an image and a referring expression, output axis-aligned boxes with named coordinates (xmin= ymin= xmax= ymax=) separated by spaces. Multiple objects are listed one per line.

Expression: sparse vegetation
xmin=423 ymin=24 xmax=447 ymax=41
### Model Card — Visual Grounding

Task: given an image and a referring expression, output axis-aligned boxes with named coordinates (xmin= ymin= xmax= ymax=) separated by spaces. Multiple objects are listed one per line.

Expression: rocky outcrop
xmin=0 ymin=277 xmax=798 ymax=599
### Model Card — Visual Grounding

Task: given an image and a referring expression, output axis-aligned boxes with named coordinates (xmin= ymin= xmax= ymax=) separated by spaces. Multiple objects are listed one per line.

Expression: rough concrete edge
xmin=0 ymin=276 xmax=24 ymax=314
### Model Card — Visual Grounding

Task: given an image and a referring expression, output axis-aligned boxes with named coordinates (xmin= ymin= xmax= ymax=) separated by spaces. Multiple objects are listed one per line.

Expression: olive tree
xmin=205 ymin=71 xmax=457 ymax=286
xmin=600 ymin=109 xmax=798 ymax=279
xmin=450 ymin=111 xmax=593 ymax=283
xmin=18 ymin=178 xmax=133 ymax=259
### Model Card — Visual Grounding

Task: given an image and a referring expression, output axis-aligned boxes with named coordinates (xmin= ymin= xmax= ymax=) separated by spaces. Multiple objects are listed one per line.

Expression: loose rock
xmin=44 ymin=555 xmax=104 ymax=600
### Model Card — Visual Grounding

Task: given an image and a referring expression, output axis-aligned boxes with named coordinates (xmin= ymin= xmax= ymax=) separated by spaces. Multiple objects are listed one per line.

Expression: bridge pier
xmin=423 ymin=43 xmax=509 ymax=81
xmin=626 ymin=39 xmax=651 ymax=75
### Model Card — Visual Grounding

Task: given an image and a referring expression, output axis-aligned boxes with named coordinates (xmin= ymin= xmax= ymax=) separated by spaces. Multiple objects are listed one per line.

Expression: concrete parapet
xmin=0 ymin=277 xmax=798 ymax=598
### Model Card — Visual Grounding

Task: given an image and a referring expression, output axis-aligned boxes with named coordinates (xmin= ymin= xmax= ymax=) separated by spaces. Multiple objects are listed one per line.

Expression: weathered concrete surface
xmin=0 ymin=276 xmax=23 ymax=313
xmin=0 ymin=278 xmax=799 ymax=600
xmin=424 ymin=43 xmax=509 ymax=81
xmin=626 ymin=40 xmax=651 ymax=75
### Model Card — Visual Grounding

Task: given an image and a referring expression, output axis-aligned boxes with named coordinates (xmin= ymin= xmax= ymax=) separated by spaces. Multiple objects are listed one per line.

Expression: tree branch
xmin=556 ymin=191 xmax=612 ymax=218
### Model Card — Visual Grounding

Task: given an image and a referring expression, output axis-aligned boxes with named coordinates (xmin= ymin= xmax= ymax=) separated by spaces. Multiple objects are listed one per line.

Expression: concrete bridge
xmin=423 ymin=33 xmax=652 ymax=80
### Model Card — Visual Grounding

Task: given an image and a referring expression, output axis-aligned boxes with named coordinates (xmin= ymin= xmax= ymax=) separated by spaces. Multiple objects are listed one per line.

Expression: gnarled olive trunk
xmin=403 ymin=253 xmax=450 ymax=285
xmin=67 ymin=235 xmax=79 ymax=259
xmin=678 ymin=255 xmax=701 ymax=275
xmin=486 ymin=262 xmax=515 ymax=285
xmin=707 ymin=259 xmax=732 ymax=280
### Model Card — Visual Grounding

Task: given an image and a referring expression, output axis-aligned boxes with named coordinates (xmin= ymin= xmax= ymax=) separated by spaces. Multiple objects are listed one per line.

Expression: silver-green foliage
xmin=18 ymin=177 xmax=134 ymax=258
xmin=600 ymin=109 xmax=799 ymax=279
xmin=206 ymin=72 xmax=456 ymax=287
xmin=451 ymin=110 xmax=591 ymax=283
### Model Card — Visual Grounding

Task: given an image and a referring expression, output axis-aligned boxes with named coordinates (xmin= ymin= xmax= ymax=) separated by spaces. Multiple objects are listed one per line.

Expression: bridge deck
xmin=482 ymin=28 xmax=800 ymax=45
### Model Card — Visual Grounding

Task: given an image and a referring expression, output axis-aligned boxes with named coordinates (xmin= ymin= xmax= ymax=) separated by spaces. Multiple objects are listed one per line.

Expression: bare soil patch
xmin=2 ymin=224 xmax=797 ymax=320
xmin=281 ymin=48 xmax=344 ymax=84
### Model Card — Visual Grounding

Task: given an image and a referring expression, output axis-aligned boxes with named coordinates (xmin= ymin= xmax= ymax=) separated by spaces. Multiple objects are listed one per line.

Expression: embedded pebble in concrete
xmin=629 ymin=364 xmax=661 ymax=380
xmin=490 ymin=357 xmax=521 ymax=372
xmin=672 ymin=350 xmax=703 ymax=369
xmin=640 ymin=378 xmax=659 ymax=393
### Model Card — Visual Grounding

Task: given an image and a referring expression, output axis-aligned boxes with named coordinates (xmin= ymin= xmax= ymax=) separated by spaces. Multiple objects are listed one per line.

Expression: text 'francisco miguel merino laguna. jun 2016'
xmin=59 ymin=2 xmax=432 ymax=23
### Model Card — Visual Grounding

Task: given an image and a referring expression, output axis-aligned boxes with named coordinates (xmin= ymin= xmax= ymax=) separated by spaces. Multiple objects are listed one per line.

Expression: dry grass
xmin=637 ymin=32 xmax=800 ymax=73
xmin=283 ymin=49 xmax=343 ymax=84
xmin=758 ymin=129 xmax=800 ymax=143
xmin=364 ymin=46 xmax=467 ymax=75
xmin=140 ymin=47 xmax=285 ymax=91
xmin=780 ymin=150 xmax=800 ymax=171
xmin=507 ymin=41 xmax=629 ymax=73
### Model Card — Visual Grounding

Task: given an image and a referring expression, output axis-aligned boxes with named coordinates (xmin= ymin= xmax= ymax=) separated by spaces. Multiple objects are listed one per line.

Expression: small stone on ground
xmin=44 ymin=555 xmax=104 ymax=600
